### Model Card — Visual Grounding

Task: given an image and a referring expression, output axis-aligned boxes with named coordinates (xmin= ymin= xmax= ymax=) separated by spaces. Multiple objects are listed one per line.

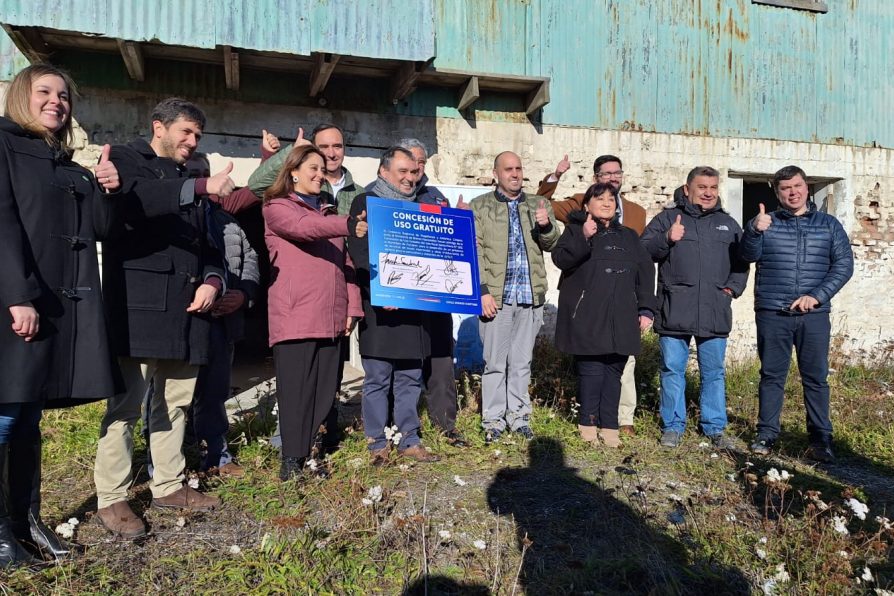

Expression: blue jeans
xmin=659 ymin=335 xmax=728 ymax=436
xmin=755 ymin=310 xmax=831 ymax=443
xmin=361 ymin=357 xmax=423 ymax=451
xmin=0 ymin=402 xmax=43 ymax=445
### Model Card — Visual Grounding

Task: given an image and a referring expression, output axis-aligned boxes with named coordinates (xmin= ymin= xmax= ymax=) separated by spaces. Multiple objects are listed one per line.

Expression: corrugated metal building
xmin=2 ymin=0 xmax=892 ymax=355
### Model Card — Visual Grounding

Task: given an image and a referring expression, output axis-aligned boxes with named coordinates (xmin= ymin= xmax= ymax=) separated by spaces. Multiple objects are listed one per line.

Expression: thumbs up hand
xmin=535 ymin=199 xmax=550 ymax=227
xmin=668 ymin=213 xmax=685 ymax=243
xmin=554 ymin=154 xmax=571 ymax=179
xmin=351 ymin=210 xmax=368 ymax=238
xmin=293 ymin=127 xmax=312 ymax=148
xmin=94 ymin=144 xmax=120 ymax=192
xmin=261 ymin=129 xmax=281 ymax=153
xmin=455 ymin=194 xmax=470 ymax=210
xmin=754 ymin=203 xmax=772 ymax=233
xmin=207 ymin=161 xmax=235 ymax=198
xmin=583 ymin=213 xmax=598 ymax=239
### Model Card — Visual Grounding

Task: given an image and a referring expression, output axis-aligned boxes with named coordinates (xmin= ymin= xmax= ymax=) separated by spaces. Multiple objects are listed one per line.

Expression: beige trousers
xmin=617 ymin=355 xmax=637 ymax=426
xmin=94 ymin=357 xmax=197 ymax=509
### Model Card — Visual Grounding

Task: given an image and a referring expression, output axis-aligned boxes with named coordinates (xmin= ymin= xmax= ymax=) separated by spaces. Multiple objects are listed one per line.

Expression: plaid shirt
xmin=500 ymin=193 xmax=533 ymax=305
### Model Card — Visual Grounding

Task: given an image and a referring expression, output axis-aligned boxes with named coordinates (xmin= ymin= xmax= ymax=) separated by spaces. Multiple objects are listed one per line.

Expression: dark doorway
xmin=742 ymin=181 xmax=779 ymax=224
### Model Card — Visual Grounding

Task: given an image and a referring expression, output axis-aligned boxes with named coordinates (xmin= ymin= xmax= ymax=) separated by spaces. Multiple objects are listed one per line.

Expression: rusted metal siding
xmin=0 ymin=0 xmax=435 ymax=60
xmin=430 ymin=0 xmax=893 ymax=147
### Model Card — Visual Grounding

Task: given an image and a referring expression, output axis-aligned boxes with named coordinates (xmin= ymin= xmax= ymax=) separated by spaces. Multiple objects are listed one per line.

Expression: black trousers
xmin=422 ymin=355 xmax=458 ymax=432
xmin=575 ymin=354 xmax=627 ymax=429
xmin=273 ymin=338 xmax=340 ymax=459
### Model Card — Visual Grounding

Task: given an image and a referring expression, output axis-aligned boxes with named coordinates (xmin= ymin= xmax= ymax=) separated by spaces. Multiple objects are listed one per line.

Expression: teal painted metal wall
xmin=429 ymin=0 xmax=893 ymax=147
xmin=1 ymin=0 xmax=891 ymax=147
xmin=0 ymin=0 xmax=435 ymax=60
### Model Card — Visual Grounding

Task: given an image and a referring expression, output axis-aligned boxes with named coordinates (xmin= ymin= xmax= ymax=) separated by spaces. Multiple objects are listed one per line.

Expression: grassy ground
xmin=2 ymin=334 xmax=893 ymax=594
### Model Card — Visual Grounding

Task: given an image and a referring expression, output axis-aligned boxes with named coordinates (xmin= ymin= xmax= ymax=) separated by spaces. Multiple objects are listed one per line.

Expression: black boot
xmin=279 ymin=456 xmax=305 ymax=482
xmin=9 ymin=434 xmax=84 ymax=560
xmin=0 ymin=444 xmax=40 ymax=568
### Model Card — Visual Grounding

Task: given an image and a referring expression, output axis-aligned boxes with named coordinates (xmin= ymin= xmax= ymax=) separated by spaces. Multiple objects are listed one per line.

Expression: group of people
xmin=1 ymin=62 xmax=854 ymax=566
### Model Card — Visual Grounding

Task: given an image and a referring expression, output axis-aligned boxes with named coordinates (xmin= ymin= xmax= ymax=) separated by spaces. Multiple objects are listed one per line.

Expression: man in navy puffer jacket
xmin=740 ymin=165 xmax=853 ymax=462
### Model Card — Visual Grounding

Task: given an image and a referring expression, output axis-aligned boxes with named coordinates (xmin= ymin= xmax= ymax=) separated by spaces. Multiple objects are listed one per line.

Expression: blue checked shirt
xmin=501 ymin=193 xmax=533 ymax=305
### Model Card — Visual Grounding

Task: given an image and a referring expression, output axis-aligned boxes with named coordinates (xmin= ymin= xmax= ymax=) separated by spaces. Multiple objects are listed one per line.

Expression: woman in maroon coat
xmin=0 ymin=64 xmax=121 ymax=566
xmin=263 ymin=145 xmax=366 ymax=480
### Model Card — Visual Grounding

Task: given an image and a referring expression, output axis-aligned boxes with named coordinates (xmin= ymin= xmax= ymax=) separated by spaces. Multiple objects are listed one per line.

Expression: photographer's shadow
xmin=486 ymin=437 xmax=749 ymax=594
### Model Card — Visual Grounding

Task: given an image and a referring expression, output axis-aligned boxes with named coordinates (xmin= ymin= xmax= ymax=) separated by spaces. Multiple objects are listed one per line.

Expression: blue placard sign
xmin=366 ymin=196 xmax=481 ymax=315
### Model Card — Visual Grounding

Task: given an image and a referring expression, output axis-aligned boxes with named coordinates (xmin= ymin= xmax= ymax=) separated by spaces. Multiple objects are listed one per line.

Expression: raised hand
xmin=9 ymin=303 xmax=39 ymax=342
xmin=554 ymin=154 xmax=571 ymax=179
xmin=206 ymin=161 xmax=235 ymax=198
xmin=293 ymin=127 xmax=312 ymax=148
xmin=455 ymin=194 xmax=470 ymax=210
xmin=668 ymin=214 xmax=685 ymax=243
xmin=535 ymin=199 xmax=550 ymax=227
xmin=262 ymin=129 xmax=281 ymax=153
xmin=94 ymin=144 xmax=120 ymax=192
xmin=754 ymin=203 xmax=772 ymax=233
xmin=353 ymin=210 xmax=368 ymax=238
xmin=583 ymin=213 xmax=598 ymax=239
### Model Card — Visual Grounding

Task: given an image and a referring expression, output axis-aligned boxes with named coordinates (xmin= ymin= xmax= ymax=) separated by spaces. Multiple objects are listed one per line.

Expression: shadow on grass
xmin=485 ymin=437 xmax=750 ymax=594
xmin=401 ymin=576 xmax=490 ymax=596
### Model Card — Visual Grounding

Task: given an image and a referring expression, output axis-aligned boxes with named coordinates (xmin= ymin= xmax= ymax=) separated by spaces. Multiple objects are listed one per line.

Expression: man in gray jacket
xmin=641 ymin=166 xmax=749 ymax=449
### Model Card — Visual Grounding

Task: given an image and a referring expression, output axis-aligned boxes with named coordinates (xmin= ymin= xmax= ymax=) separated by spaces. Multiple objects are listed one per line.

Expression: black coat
xmin=641 ymin=198 xmax=749 ymax=337
xmin=552 ymin=212 xmax=656 ymax=356
xmin=101 ymin=139 xmax=224 ymax=365
xmin=0 ymin=117 xmax=122 ymax=406
xmin=346 ymin=193 xmax=431 ymax=360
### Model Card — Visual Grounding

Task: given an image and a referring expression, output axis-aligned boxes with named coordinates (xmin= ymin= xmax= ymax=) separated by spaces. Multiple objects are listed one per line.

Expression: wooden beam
xmin=116 ymin=39 xmax=145 ymax=82
xmin=390 ymin=60 xmax=426 ymax=103
xmin=1 ymin=25 xmax=50 ymax=62
xmin=309 ymin=52 xmax=340 ymax=97
xmin=223 ymin=45 xmax=240 ymax=91
xmin=526 ymin=80 xmax=550 ymax=115
xmin=457 ymin=76 xmax=480 ymax=111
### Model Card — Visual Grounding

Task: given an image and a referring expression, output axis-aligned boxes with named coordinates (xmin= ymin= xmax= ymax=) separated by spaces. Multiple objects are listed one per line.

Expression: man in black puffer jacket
xmin=740 ymin=165 xmax=853 ymax=462
xmin=642 ymin=167 xmax=749 ymax=450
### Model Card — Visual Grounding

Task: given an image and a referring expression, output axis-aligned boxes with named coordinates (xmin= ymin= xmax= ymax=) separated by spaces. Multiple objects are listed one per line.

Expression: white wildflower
xmin=391 ymin=432 xmax=403 ymax=446
xmin=668 ymin=493 xmax=683 ymax=503
xmin=361 ymin=498 xmax=373 ymax=506
xmin=438 ymin=530 xmax=451 ymax=540
xmin=773 ymin=563 xmax=790 ymax=583
xmin=229 ymin=544 xmax=242 ymax=555
xmin=453 ymin=475 xmax=467 ymax=487
xmin=762 ymin=579 xmax=779 ymax=595
xmin=838 ymin=550 xmax=849 ymax=558
xmin=765 ymin=468 xmax=781 ymax=483
xmin=366 ymin=485 xmax=383 ymax=503
xmin=261 ymin=533 xmax=273 ymax=550
xmin=187 ymin=476 xmax=200 ymax=489
xmin=845 ymin=497 xmax=869 ymax=521
xmin=832 ymin=515 xmax=849 ymax=535
xmin=348 ymin=457 xmax=364 ymax=469
xmin=759 ymin=536 xmax=768 ymax=544
xmin=472 ymin=540 xmax=487 ymax=550
xmin=306 ymin=459 xmax=319 ymax=471
xmin=744 ymin=461 xmax=754 ymax=468
xmin=875 ymin=515 xmax=891 ymax=530
xmin=67 ymin=517 xmax=79 ymax=527
xmin=710 ymin=453 xmax=719 ymax=459
xmin=399 ymin=464 xmax=410 ymax=471
xmin=257 ymin=438 xmax=269 ymax=446
xmin=780 ymin=470 xmax=792 ymax=481
xmin=725 ymin=514 xmax=737 ymax=522
xmin=175 ymin=516 xmax=187 ymax=528
xmin=755 ymin=547 xmax=767 ymax=560
xmin=384 ymin=425 xmax=399 ymax=442
xmin=727 ymin=474 xmax=737 ymax=481
xmin=54 ymin=522 xmax=74 ymax=539
xmin=861 ymin=567 xmax=874 ymax=582
xmin=698 ymin=441 xmax=710 ymax=449
xmin=493 ymin=449 xmax=502 ymax=457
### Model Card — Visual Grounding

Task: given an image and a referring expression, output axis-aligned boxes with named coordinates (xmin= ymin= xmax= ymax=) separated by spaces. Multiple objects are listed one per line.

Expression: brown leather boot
xmin=152 ymin=486 xmax=219 ymax=512
xmin=95 ymin=501 xmax=147 ymax=539
xmin=578 ymin=425 xmax=600 ymax=445
xmin=619 ymin=425 xmax=636 ymax=437
xmin=598 ymin=428 xmax=622 ymax=449
xmin=370 ymin=447 xmax=390 ymax=467
xmin=399 ymin=445 xmax=441 ymax=463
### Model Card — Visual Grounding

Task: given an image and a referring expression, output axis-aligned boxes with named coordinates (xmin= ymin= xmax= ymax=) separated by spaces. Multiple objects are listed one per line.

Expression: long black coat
xmin=101 ymin=139 xmax=224 ymax=365
xmin=346 ymin=193 xmax=431 ymax=360
xmin=552 ymin=212 xmax=656 ymax=356
xmin=0 ymin=117 xmax=122 ymax=406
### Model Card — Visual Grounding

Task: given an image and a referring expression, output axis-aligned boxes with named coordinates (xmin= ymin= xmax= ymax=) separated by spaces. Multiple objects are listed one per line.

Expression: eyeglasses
xmin=597 ymin=171 xmax=624 ymax=178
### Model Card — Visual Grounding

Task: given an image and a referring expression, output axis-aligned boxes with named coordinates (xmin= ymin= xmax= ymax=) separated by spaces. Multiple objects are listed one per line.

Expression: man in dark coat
xmin=641 ymin=166 xmax=749 ymax=450
xmin=348 ymin=147 xmax=439 ymax=465
xmin=93 ymin=98 xmax=236 ymax=538
xmin=740 ymin=165 xmax=853 ymax=462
